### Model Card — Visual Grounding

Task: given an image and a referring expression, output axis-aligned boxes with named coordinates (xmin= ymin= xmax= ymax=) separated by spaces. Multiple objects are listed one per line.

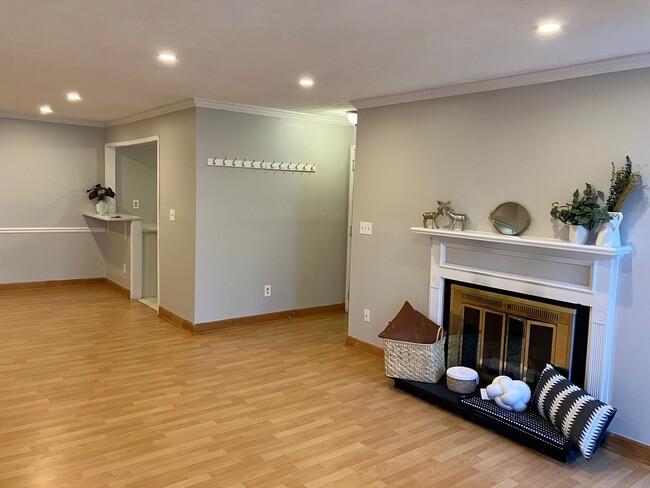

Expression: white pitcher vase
xmin=596 ymin=212 xmax=623 ymax=247
xmin=568 ymin=225 xmax=589 ymax=245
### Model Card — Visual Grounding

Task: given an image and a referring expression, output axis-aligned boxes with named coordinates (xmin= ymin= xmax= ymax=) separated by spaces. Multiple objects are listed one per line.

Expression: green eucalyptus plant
xmin=550 ymin=183 xmax=609 ymax=230
xmin=605 ymin=156 xmax=642 ymax=212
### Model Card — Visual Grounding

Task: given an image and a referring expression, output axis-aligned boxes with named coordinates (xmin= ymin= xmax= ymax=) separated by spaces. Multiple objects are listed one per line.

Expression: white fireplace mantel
xmin=411 ymin=227 xmax=632 ymax=402
xmin=411 ymin=228 xmax=631 ymax=258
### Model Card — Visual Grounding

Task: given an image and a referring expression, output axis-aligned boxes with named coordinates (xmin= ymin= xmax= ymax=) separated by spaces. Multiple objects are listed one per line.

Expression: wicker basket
xmin=446 ymin=366 xmax=479 ymax=394
xmin=383 ymin=333 xmax=446 ymax=384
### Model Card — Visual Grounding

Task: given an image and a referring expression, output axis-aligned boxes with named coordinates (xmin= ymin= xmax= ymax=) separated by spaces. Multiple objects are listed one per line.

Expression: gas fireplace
xmin=444 ymin=281 xmax=589 ymax=387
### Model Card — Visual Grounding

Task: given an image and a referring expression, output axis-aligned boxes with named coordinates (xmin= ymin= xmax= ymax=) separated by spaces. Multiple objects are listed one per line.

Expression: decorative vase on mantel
xmin=596 ymin=212 xmax=623 ymax=247
xmin=96 ymin=200 xmax=106 ymax=216
xmin=568 ymin=225 xmax=589 ymax=245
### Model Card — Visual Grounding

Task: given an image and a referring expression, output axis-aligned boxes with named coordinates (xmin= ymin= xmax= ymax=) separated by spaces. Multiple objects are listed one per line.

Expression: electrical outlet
xmin=360 ymin=222 xmax=373 ymax=235
xmin=122 ymin=264 xmax=127 ymax=275
xmin=132 ymin=200 xmax=140 ymax=209
xmin=264 ymin=284 xmax=271 ymax=297
xmin=169 ymin=209 xmax=176 ymax=221
xmin=363 ymin=308 xmax=370 ymax=322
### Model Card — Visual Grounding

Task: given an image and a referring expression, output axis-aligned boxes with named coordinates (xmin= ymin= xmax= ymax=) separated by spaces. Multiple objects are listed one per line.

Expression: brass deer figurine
xmin=447 ymin=210 xmax=466 ymax=230
xmin=423 ymin=200 xmax=451 ymax=228
xmin=423 ymin=200 xmax=466 ymax=230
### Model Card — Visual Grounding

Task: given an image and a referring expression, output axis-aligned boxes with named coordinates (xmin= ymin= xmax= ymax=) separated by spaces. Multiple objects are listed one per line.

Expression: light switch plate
xmin=360 ymin=222 xmax=372 ymax=235
xmin=169 ymin=209 xmax=176 ymax=221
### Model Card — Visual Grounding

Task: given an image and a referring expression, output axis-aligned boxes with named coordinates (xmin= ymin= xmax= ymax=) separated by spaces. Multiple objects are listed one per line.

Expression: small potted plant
xmin=596 ymin=156 xmax=643 ymax=247
xmin=87 ymin=183 xmax=115 ymax=216
xmin=550 ymin=183 xmax=609 ymax=244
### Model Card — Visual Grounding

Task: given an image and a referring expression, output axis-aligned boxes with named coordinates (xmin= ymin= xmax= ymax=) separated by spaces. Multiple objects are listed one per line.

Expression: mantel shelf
xmin=410 ymin=227 xmax=631 ymax=259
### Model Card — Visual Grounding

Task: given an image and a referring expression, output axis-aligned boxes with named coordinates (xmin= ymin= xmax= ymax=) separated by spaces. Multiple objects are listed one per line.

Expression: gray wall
xmin=106 ymin=108 xmax=196 ymax=322
xmin=0 ymin=117 xmax=106 ymax=283
xmin=349 ymin=68 xmax=650 ymax=444
xmin=115 ymin=143 xmax=157 ymax=224
xmin=194 ymin=108 xmax=355 ymax=323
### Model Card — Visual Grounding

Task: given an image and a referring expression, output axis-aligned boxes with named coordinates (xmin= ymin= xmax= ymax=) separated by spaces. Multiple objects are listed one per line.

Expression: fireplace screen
xmin=447 ymin=284 xmax=577 ymax=385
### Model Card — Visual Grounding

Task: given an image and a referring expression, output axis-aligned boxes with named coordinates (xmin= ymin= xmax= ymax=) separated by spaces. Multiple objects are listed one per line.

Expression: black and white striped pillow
xmin=532 ymin=363 xmax=616 ymax=461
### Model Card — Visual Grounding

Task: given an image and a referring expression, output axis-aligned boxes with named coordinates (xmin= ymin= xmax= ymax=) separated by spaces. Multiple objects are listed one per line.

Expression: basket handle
xmin=436 ymin=326 xmax=444 ymax=342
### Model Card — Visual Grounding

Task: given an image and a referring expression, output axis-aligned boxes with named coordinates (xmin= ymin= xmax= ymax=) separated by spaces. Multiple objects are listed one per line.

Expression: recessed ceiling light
xmin=536 ymin=23 xmax=562 ymax=34
xmin=39 ymin=105 xmax=53 ymax=115
xmin=158 ymin=52 xmax=177 ymax=63
xmin=67 ymin=92 xmax=81 ymax=102
xmin=299 ymin=78 xmax=314 ymax=87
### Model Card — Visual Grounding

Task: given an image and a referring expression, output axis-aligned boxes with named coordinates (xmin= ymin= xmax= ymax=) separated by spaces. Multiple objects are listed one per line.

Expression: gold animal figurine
xmin=423 ymin=200 xmax=451 ymax=228
xmin=422 ymin=211 xmax=435 ymax=228
xmin=447 ymin=210 xmax=466 ymax=231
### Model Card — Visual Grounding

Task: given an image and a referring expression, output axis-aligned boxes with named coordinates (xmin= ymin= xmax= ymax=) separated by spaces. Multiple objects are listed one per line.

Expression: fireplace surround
xmin=391 ymin=227 xmax=632 ymax=461
xmin=411 ymin=227 xmax=631 ymax=402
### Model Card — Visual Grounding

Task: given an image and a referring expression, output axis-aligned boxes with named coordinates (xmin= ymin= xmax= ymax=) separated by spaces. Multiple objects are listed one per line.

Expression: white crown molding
xmin=104 ymin=99 xmax=196 ymax=127
xmin=353 ymin=52 xmax=650 ymax=110
xmin=0 ymin=111 xmax=104 ymax=128
xmin=194 ymin=98 xmax=350 ymax=126
xmin=105 ymin=98 xmax=350 ymax=127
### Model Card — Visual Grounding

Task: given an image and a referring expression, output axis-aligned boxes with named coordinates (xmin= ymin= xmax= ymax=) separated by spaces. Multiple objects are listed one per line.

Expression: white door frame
xmin=104 ymin=136 xmax=160 ymax=304
xmin=345 ymin=145 xmax=356 ymax=312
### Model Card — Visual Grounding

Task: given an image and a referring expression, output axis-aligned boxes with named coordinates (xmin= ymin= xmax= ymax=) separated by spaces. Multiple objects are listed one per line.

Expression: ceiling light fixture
xmin=39 ymin=105 xmax=53 ymax=115
xmin=158 ymin=52 xmax=177 ymax=63
xmin=536 ymin=23 xmax=562 ymax=34
xmin=67 ymin=92 xmax=81 ymax=102
xmin=346 ymin=111 xmax=358 ymax=125
xmin=299 ymin=78 xmax=314 ymax=87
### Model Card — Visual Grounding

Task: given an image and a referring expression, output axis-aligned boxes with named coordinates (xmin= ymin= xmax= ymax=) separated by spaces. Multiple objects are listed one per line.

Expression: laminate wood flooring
xmin=0 ymin=285 xmax=648 ymax=487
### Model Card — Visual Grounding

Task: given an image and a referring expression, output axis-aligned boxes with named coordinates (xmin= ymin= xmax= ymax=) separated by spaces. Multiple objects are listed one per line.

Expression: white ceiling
xmin=2 ymin=0 xmax=650 ymax=124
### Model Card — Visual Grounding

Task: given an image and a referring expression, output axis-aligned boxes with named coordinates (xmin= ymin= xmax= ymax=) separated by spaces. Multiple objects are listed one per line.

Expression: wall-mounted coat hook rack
xmin=207 ymin=157 xmax=316 ymax=173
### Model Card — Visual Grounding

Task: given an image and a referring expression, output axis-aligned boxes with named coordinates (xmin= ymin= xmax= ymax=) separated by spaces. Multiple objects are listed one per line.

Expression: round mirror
xmin=488 ymin=202 xmax=530 ymax=236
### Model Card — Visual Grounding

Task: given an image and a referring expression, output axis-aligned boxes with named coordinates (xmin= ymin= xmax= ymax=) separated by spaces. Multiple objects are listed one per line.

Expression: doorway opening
xmin=105 ymin=136 xmax=160 ymax=310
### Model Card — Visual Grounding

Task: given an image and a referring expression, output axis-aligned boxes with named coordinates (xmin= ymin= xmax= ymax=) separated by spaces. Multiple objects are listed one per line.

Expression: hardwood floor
xmin=0 ymin=285 xmax=648 ymax=488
